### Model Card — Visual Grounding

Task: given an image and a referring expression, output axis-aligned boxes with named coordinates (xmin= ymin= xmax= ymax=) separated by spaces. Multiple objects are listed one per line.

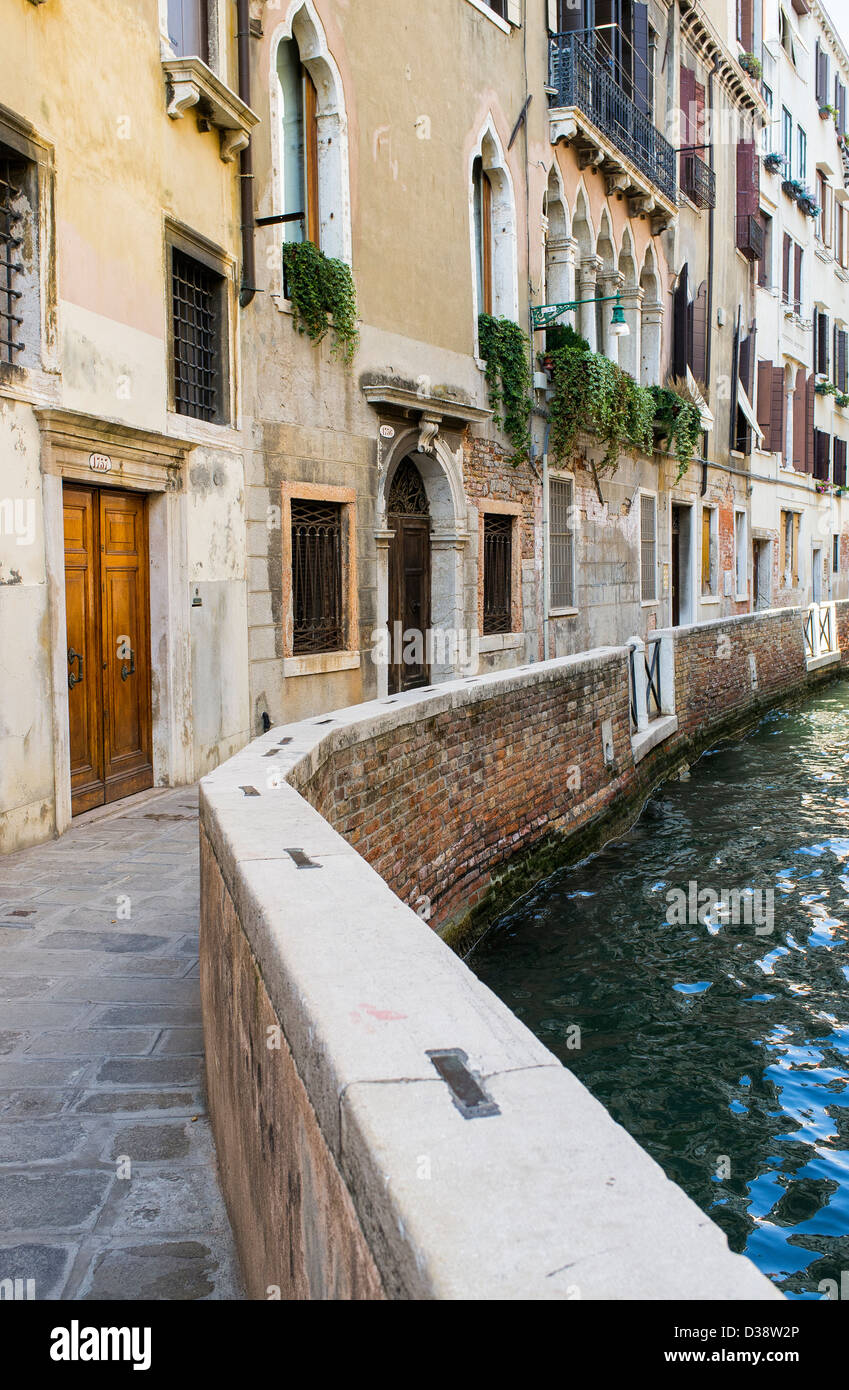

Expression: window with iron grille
xmin=291 ymin=499 xmax=343 ymax=654
xmin=550 ymin=477 xmax=574 ymax=609
xmin=171 ymin=247 xmax=224 ymax=421
xmin=834 ymin=533 xmax=840 ymax=573
xmin=640 ymin=494 xmax=657 ymax=601
xmin=483 ymin=512 xmax=512 ymax=635
xmin=0 ymin=151 xmax=27 ymax=366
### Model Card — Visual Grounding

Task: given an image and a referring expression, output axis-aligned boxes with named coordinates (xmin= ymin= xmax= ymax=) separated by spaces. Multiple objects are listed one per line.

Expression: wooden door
xmin=388 ymin=517 xmax=431 ymax=693
xmin=63 ymin=486 xmax=153 ymax=815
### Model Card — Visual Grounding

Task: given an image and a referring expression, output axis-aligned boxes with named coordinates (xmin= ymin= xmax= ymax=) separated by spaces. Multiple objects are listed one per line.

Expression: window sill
xmin=162 ymin=55 xmax=259 ymax=162
xmin=283 ymin=651 xmax=360 ymax=677
xmin=166 ymin=412 xmax=241 ymax=448
xmin=478 ymin=632 xmax=524 ymax=652
xmin=640 ymin=599 xmax=659 ymax=608
xmin=462 ymin=0 xmax=512 ymax=35
xmin=549 ymin=606 xmax=579 ymax=618
xmin=701 ymin=595 xmax=721 ymax=604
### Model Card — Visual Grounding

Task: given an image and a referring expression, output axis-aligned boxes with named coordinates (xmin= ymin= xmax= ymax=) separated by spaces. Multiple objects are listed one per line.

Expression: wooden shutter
xmin=782 ymin=233 xmax=792 ymax=302
xmin=691 ymin=280 xmax=708 ymax=382
xmin=506 ymin=0 xmax=522 ymax=26
xmin=634 ymin=3 xmax=650 ymax=116
xmin=814 ymin=428 xmax=831 ymax=481
xmin=818 ymin=311 xmax=830 ymax=375
xmin=771 ymin=367 xmax=786 ymax=453
xmin=547 ymin=0 xmax=558 ymax=32
xmin=673 ymin=263 xmax=689 ymax=378
xmin=702 ymin=507 xmax=712 ymax=591
xmin=793 ymin=367 xmax=807 ymax=468
xmin=835 ymin=437 xmax=848 ymax=485
xmin=303 ymin=67 xmax=320 ymax=245
xmin=779 ymin=511 xmax=787 ymax=578
xmin=792 ymin=514 xmax=800 ymax=585
xmin=794 ymin=243 xmax=803 ymax=312
xmin=839 ymin=330 xmax=848 ymax=392
xmin=740 ymin=0 xmax=754 ymax=50
xmin=757 ymin=361 xmax=774 ymax=448
xmin=805 ymin=372 xmax=816 ymax=472
xmin=680 ymin=65 xmax=696 ymax=145
xmin=736 ymin=140 xmax=759 ymax=217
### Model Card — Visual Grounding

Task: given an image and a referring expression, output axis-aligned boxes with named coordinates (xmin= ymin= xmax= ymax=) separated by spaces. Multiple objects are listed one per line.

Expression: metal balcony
xmin=680 ymin=151 xmax=716 ymax=209
xmin=548 ymin=32 xmax=677 ymax=208
xmin=736 ymin=214 xmax=764 ymax=261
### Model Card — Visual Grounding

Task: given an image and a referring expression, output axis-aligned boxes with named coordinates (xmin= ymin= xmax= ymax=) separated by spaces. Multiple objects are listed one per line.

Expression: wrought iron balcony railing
xmin=736 ymin=214 xmax=764 ymax=262
xmin=680 ymin=151 xmax=716 ymax=209
xmin=548 ymin=32 xmax=677 ymax=203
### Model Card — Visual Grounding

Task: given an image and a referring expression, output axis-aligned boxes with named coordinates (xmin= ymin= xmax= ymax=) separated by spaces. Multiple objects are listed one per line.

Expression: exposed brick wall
xmin=462 ymin=435 xmax=537 ymax=561
xmin=295 ymin=603 xmax=848 ymax=935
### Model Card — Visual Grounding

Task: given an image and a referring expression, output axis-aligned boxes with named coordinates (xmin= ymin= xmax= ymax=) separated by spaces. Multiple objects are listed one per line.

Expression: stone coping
xmin=200 ymin=651 xmax=781 ymax=1300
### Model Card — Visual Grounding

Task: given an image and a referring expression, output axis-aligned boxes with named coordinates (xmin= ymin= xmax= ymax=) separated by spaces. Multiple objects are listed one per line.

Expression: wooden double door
xmin=388 ymin=516 xmax=431 ymax=693
xmin=63 ymin=485 xmax=153 ymax=816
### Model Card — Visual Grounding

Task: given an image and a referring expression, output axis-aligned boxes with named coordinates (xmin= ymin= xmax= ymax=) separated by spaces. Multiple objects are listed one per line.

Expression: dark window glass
xmin=171 ymin=248 xmax=222 ymax=421
xmin=483 ymin=512 xmax=512 ymax=635
xmin=0 ymin=151 xmax=26 ymax=365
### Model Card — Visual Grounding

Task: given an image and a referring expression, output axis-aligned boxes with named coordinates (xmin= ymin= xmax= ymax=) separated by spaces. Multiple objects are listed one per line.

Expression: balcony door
xmin=63 ymin=485 xmax=153 ymax=816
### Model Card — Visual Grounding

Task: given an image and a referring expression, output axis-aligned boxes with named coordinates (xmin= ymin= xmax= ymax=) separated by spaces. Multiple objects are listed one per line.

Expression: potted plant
xmin=815 ymin=380 xmax=838 ymax=396
xmin=739 ymin=52 xmax=762 ymax=80
xmin=836 ymin=393 xmax=849 ymax=408
xmin=763 ymin=151 xmax=784 ymax=174
xmin=819 ymin=103 xmax=838 ymax=120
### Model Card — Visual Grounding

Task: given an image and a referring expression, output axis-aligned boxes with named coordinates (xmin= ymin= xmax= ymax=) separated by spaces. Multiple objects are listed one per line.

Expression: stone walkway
xmin=0 ymin=786 xmax=243 ymax=1299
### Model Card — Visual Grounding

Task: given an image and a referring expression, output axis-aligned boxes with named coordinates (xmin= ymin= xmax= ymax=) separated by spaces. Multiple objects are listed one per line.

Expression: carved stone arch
xmin=618 ymin=227 xmax=642 ymax=378
xmin=571 ymin=185 xmax=598 ymax=348
xmin=268 ymin=1 xmax=352 ymax=266
xmin=639 ymin=245 xmax=663 ymax=386
xmin=469 ymin=118 xmax=519 ymax=326
xmin=544 ymin=165 xmax=573 ymax=307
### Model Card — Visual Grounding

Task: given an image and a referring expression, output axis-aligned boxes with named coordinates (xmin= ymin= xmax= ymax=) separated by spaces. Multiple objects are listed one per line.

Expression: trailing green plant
xmin=282 ymin=240 xmax=359 ymax=363
xmin=543 ymin=321 xmax=589 ymax=357
xmin=815 ymin=379 xmax=838 ymax=396
xmin=836 ymin=392 xmax=849 ymax=408
xmin=546 ymin=341 xmax=654 ymax=473
xmin=647 ymin=384 xmax=703 ymax=479
xmin=478 ymin=313 xmax=533 ymax=460
xmin=739 ymin=51 xmax=762 ymax=80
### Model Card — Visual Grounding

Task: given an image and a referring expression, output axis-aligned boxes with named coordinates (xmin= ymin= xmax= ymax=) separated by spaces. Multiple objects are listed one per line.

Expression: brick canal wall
xmin=198 ymin=602 xmax=845 ymax=1299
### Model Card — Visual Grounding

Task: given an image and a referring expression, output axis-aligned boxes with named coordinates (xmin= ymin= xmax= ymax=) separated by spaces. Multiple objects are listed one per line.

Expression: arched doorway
xmin=387 ymin=457 xmax=431 ymax=692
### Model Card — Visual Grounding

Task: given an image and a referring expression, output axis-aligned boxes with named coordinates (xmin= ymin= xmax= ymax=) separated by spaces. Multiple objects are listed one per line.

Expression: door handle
xmin=68 ymin=647 xmax=83 ymax=689
xmin=120 ymin=647 xmax=135 ymax=682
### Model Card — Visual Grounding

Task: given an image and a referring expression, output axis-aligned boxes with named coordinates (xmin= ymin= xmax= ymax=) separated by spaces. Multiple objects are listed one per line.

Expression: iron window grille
xmin=680 ymin=151 xmax=716 ymax=209
xmin=291 ymin=500 xmax=344 ymax=654
xmin=483 ymin=512 xmax=513 ymax=636
xmin=640 ymin=495 xmax=657 ymax=601
xmin=171 ymin=248 xmax=223 ymax=421
xmin=0 ymin=153 xmax=26 ymax=365
xmin=550 ymin=478 xmax=574 ymax=609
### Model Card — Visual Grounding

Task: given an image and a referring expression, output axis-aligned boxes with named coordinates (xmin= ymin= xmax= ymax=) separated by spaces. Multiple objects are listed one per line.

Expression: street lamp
xmin=531 ymin=294 xmax=630 ymax=338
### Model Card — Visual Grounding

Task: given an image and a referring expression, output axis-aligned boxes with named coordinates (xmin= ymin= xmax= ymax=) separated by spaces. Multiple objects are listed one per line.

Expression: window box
xmin=162 ymin=55 xmax=259 ymax=162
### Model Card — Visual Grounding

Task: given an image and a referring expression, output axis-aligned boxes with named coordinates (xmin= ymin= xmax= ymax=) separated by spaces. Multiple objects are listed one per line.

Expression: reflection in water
xmin=470 ymin=680 xmax=849 ymax=1297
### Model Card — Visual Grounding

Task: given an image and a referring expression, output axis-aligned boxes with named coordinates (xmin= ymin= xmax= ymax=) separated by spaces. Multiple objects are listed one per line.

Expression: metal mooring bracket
xmin=427 ymin=1048 xmax=501 ymax=1119
xmin=283 ymin=847 xmax=321 ymax=869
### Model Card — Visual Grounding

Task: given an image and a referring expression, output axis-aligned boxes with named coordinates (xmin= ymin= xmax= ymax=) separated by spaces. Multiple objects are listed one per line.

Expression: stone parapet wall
xmin=198 ymin=602 xmax=846 ymax=1299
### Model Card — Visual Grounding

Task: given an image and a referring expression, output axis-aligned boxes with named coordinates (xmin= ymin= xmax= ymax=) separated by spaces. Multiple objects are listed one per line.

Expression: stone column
xmin=374 ymin=528 xmax=394 ymax=698
xmin=640 ymin=301 xmax=664 ymax=387
xmin=598 ymin=270 xmax=624 ymax=364
xmin=429 ymin=531 xmax=470 ymax=680
xmin=578 ymin=254 xmax=602 ymax=351
xmin=545 ymin=234 xmax=577 ymax=310
xmin=618 ymin=285 xmax=644 ymax=381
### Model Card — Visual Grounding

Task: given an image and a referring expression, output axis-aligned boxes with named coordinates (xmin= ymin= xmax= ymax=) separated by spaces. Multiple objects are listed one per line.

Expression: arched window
xmin=277 ymin=38 xmax=319 ymax=246
xmin=470 ymin=122 xmax=518 ymax=329
xmin=473 ymin=157 xmax=493 ymax=316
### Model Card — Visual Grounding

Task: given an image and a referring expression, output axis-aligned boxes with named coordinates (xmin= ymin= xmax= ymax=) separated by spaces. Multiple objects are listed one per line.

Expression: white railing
xmin=627 ymin=633 xmax=674 ymax=733
xmin=803 ymin=600 xmax=838 ymax=662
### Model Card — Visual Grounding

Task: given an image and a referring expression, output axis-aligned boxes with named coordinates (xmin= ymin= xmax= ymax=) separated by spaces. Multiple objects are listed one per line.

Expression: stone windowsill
xmin=283 ymin=650 xmax=360 ymax=678
xmin=478 ymin=632 xmax=524 ymax=653
xmin=549 ymin=606 xmax=579 ymax=619
xmin=806 ymin=649 xmax=841 ymax=671
xmin=162 ymin=55 xmax=259 ymax=162
xmin=631 ymin=713 xmax=678 ymax=764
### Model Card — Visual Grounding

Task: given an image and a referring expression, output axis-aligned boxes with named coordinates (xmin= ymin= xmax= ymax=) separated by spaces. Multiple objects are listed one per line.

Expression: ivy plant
xmin=478 ymin=313 xmax=534 ymax=461
xmin=282 ymin=240 xmax=359 ymax=364
xmin=546 ymin=341 xmax=654 ymax=474
xmin=647 ymin=386 xmax=703 ymax=479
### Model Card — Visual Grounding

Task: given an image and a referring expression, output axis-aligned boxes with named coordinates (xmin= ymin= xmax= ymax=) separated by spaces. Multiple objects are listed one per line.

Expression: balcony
xmin=736 ymin=214 xmax=764 ymax=261
xmin=680 ymin=151 xmax=716 ymax=209
xmin=548 ymin=32 xmax=677 ymax=228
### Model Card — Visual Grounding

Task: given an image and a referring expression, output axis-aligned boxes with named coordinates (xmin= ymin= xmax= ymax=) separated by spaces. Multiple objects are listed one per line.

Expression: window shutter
xmin=740 ymin=0 xmax=754 ymax=51
xmin=793 ymin=367 xmax=807 ymax=468
xmin=835 ymin=437 xmax=848 ymax=486
xmin=840 ymin=330 xmax=848 ymax=392
xmin=673 ymin=263 xmax=689 ymax=379
xmin=556 ymin=0 xmax=583 ymax=32
xmin=772 ymin=366 xmax=786 ymax=454
xmin=691 ymin=280 xmax=708 ymax=382
xmin=815 ymin=42 xmax=822 ymax=105
xmin=779 ymin=512 xmax=787 ymax=578
xmin=782 ymin=233 xmax=792 ymax=301
xmin=794 ymin=243 xmax=803 ymax=311
xmin=634 ymin=3 xmax=650 ymax=116
xmin=819 ymin=312 xmax=830 ymax=375
xmin=757 ymin=360 xmax=774 ymax=449
xmin=680 ymin=65 xmax=696 ymax=145
xmin=506 ymin=0 xmax=522 ymax=26
xmin=736 ymin=140 xmax=759 ymax=217
xmin=793 ymin=514 xmax=800 ymax=585
xmin=547 ymin=0 xmax=558 ymax=33
xmin=805 ymin=372 xmax=816 ymax=472
xmin=702 ymin=508 xmax=711 ymax=591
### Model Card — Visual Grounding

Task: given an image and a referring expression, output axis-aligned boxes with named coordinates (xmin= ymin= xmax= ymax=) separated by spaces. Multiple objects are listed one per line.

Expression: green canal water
xmin=470 ymin=678 xmax=849 ymax=1298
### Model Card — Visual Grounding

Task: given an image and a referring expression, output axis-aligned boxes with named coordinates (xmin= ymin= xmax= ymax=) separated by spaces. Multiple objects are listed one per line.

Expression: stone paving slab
xmin=0 ymin=787 xmax=243 ymax=1301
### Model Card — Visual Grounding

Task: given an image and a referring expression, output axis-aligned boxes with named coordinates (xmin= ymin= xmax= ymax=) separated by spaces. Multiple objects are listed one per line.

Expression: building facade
xmin=1 ymin=0 xmax=846 ymax=855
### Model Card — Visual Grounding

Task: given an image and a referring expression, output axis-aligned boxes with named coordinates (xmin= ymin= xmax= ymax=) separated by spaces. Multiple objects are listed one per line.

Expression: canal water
xmin=470 ymin=678 xmax=849 ymax=1298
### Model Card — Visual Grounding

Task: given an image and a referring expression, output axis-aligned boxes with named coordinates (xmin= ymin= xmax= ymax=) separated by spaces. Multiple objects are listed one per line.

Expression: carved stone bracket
xmin=162 ymin=56 xmax=259 ymax=164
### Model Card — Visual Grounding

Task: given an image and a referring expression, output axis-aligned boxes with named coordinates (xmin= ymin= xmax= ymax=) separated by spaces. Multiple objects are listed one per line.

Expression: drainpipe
xmin=236 ymin=0 xmax=256 ymax=308
xmin=539 ymin=416 xmax=552 ymax=661
xmin=705 ymin=55 xmax=721 ymax=387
